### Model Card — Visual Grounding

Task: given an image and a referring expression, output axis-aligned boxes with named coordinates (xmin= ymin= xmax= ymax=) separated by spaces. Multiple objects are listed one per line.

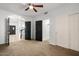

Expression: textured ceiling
xmin=0 ymin=3 xmax=62 ymax=17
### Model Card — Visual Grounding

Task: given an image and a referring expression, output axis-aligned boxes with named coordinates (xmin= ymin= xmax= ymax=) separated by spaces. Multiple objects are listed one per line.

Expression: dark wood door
xmin=25 ymin=22 xmax=31 ymax=40
xmin=36 ymin=21 xmax=42 ymax=41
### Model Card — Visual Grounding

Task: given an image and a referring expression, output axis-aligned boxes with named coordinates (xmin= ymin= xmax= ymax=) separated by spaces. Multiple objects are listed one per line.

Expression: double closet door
xmin=25 ymin=21 xmax=42 ymax=41
xmin=69 ymin=14 xmax=79 ymax=51
xmin=55 ymin=14 xmax=79 ymax=51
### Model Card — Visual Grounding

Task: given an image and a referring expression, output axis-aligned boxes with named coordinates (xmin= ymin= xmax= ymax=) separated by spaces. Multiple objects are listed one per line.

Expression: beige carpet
xmin=0 ymin=40 xmax=79 ymax=56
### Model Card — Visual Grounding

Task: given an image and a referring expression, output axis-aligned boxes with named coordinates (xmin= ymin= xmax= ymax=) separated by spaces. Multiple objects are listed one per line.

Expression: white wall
xmin=50 ymin=4 xmax=79 ymax=51
xmin=35 ymin=4 xmax=79 ymax=51
xmin=43 ymin=19 xmax=50 ymax=41
xmin=0 ymin=9 xmax=17 ymax=44
xmin=69 ymin=14 xmax=79 ymax=51
xmin=0 ymin=9 xmax=32 ymax=44
xmin=9 ymin=15 xmax=25 ymax=42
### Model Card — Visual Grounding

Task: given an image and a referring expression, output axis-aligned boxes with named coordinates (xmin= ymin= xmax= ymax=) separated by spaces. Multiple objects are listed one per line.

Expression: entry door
xmin=36 ymin=21 xmax=42 ymax=41
xmin=25 ymin=22 xmax=31 ymax=40
xmin=5 ymin=18 xmax=10 ymax=45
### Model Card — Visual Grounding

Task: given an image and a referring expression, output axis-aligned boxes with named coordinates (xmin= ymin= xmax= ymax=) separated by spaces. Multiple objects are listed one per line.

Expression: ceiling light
xmin=29 ymin=5 xmax=33 ymax=9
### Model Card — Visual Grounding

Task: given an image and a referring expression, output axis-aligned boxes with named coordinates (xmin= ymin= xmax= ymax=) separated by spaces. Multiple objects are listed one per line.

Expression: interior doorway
xmin=36 ymin=20 xmax=42 ymax=41
xmin=25 ymin=21 xmax=31 ymax=40
xmin=5 ymin=15 xmax=25 ymax=45
xmin=35 ymin=19 xmax=50 ymax=42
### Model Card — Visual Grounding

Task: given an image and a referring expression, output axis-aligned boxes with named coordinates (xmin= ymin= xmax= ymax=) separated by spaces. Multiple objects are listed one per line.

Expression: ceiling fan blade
xmin=25 ymin=7 xmax=29 ymax=11
xmin=33 ymin=5 xmax=43 ymax=7
xmin=33 ymin=8 xmax=37 ymax=12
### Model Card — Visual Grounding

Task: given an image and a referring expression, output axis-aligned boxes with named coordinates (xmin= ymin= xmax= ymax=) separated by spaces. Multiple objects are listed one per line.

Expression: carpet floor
xmin=0 ymin=40 xmax=79 ymax=56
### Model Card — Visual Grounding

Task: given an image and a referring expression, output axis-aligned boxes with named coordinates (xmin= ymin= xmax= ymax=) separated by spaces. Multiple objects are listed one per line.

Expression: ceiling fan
xmin=25 ymin=3 xmax=43 ymax=12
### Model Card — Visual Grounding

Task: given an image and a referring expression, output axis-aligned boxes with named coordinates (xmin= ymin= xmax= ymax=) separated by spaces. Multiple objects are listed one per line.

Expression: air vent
xmin=44 ymin=12 xmax=48 ymax=15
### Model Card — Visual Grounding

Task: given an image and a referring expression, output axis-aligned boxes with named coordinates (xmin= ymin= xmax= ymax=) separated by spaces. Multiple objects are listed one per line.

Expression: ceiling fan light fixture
xmin=29 ymin=5 xmax=33 ymax=9
xmin=25 ymin=3 xmax=43 ymax=12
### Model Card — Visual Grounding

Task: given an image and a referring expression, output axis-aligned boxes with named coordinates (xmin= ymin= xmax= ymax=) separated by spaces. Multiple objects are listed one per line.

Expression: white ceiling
xmin=0 ymin=3 xmax=62 ymax=17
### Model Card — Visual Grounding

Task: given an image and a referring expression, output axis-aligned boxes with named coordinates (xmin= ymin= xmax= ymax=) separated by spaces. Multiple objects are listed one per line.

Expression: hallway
xmin=0 ymin=40 xmax=79 ymax=56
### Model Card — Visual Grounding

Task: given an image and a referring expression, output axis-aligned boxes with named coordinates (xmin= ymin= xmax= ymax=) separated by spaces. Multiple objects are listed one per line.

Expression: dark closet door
xmin=25 ymin=22 xmax=31 ymax=40
xmin=36 ymin=21 xmax=42 ymax=41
